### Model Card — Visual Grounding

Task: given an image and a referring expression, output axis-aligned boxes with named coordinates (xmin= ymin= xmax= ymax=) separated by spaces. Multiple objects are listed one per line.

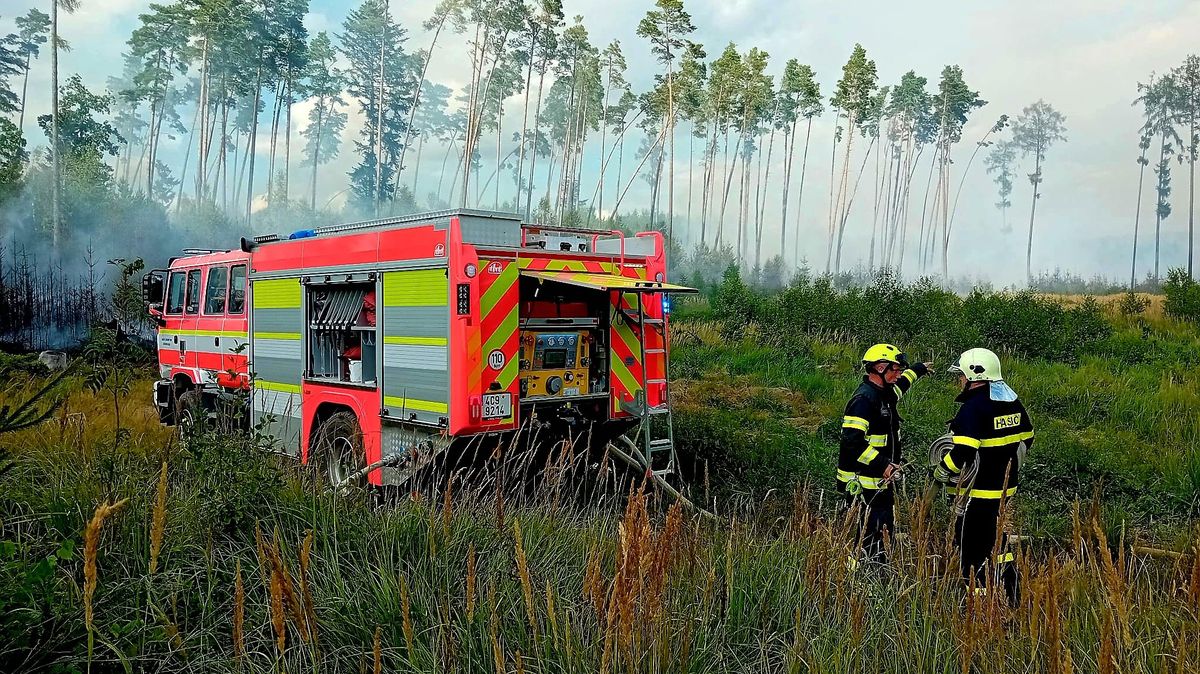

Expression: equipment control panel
xmin=519 ymin=330 xmax=591 ymax=398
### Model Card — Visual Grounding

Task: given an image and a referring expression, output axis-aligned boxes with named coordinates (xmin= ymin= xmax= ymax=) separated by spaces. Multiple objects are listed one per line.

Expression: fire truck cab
xmin=143 ymin=209 xmax=695 ymax=487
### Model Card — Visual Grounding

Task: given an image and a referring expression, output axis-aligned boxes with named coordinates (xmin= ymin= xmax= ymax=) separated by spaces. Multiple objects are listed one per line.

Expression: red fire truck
xmin=143 ymin=209 xmax=695 ymax=487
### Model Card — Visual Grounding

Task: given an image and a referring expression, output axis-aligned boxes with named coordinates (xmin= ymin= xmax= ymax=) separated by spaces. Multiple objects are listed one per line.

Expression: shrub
xmin=706 ymin=268 xmax=1111 ymax=363
xmin=181 ymin=416 xmax=285 ymax=534
xmin=1164 ymin=267 xmax=1200 ymax=323
xmin=1117 ymin=291 xmax=1150 ymax=317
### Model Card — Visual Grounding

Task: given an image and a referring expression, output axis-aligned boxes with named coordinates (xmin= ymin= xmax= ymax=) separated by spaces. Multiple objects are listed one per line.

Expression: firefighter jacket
xmin=838 ymin=363 xmax=929 ymax=490
xmin=939 ymin=384 xmax=1035 ymax=499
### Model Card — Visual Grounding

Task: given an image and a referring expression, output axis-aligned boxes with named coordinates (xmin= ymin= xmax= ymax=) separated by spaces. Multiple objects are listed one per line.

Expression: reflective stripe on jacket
xmin=940 ymin=384 xmax=1034 ymax=499
xmin=838 ymin=364 xmax=928 ymax=489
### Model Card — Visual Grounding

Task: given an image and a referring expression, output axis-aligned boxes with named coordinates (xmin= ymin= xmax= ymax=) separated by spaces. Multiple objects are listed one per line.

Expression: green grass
xmin=0 ymin=391 xmax=1197 ymax=673
xmin=668 ymin=289 xmax=1200 ymax=544
xmin=2 ymin=280 xmax=1200 ymax=672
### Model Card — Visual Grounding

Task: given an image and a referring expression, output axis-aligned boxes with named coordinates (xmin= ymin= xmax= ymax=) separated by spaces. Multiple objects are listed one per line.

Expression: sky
xmin=3 ymin=0 xmax=1199 ymax=285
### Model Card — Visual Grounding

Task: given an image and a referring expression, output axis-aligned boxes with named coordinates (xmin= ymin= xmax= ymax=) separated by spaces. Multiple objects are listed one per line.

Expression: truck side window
xmin=185 ymin=269 xmax=201 ymax=314
xmin=166 ymin=271 xmax=186 ymax=314
xmin=204 ymin=266 xmax=228 ymax=314
xmin=228 ymin=264 xmax=247 ymax=314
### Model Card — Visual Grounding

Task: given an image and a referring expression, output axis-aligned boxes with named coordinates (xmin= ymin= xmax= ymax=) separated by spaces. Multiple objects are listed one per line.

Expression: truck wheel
xmin=176 ymin=390 xmax=203 ymax=443
xmin=314 ymin=411 xmax=365 ymax=490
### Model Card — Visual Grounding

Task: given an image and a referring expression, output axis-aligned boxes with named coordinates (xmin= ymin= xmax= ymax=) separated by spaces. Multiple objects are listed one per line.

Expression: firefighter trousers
xmin=843 ymin=486 xmax=894 ymax=564
xmin=953 ymin=498 xmax=1018 ymax=603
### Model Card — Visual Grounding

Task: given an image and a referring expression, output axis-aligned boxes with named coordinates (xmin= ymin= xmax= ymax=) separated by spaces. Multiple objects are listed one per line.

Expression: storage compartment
xmin=517 ymin=276 xmax=610 ymax=402
xmin=305 ymin=282 xmax=377 ymax=385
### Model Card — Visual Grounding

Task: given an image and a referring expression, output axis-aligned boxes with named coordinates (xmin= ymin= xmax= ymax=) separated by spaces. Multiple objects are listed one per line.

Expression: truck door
xmin=182 ymin=268 xmax=202 ymax=375
xmin=222 ymin=263 xmax=249 ymax=388
xmin=160 ymin=269 xmax=188 ymax=375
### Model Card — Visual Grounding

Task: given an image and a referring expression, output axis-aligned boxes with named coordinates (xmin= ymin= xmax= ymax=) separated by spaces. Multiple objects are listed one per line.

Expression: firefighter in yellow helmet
xmin=933 ymin=347 xmax=1034 ymax=603
xmin=839 ymin=343 xmax=934 ymax=565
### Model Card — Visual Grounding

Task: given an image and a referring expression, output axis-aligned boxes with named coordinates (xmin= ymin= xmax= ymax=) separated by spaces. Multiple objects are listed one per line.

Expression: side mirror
xmin=142 ymin=270 xmax=165 ymax=306
xmin=148 ymin=306 xmax=167 ymax=327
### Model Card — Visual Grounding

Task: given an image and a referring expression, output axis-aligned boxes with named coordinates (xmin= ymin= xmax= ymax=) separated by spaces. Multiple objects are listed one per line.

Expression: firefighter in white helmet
xmin=839 ymin=343 xmax=934 ymax=566
xmin=934 ymin=347 xmax=1035 ymax=603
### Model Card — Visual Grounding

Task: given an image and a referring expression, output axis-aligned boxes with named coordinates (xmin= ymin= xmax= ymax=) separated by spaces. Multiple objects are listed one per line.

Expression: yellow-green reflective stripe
xmin=942 ymin=453 xmax=960 ymax=473
xmin=256 ymin=381 xmax=301 ymax=394
xmin=383 ymin=269 xmax=448 ymax=306
xmin=867 ymin=434 xmax=888 ymax=447
xmin=857 ymin=446 xmax=879 ymax=464
xmin=383 ymin=335 xmax=448 ymax=346
xmin=979 ymin=431 xmax=1035 ymax=447
xmin=161 ymin=329 xmax=246 ymax=338
xmin=253 ymin=278 xmax=301 ymax=309
xmin=479 ymin=264 xmax=516 ymax=316
xmin=842 ymin=416 xmax=868 ymax=431
xmin=383 ymin=396 xmax=449 ymax=414
xmin=946 ymin=486 xmax=1018 ymax=499
xmin=481 ymin=304 xmax=517 ymax=357
xmin=496 ymin=356 xmax=518 ymax=389
xmin=254 ymin=332 xmax=301 ymax=341
xmin=610 ymin=357 xmax=640 ymax=402
xmin=996 ymin=552 xmax=1014 ymax=564
xmin=953 ymin=435 xmax=982 ymax=449
xmin=836 ymin=470 xmax=883 ymax=489
xmin=902 ymin=369 xmax=917 ymax=384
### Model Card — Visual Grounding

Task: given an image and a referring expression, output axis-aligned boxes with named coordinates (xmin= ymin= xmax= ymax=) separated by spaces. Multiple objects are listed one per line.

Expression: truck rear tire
xmin=314 ymin=411 xmax=365 ymax=489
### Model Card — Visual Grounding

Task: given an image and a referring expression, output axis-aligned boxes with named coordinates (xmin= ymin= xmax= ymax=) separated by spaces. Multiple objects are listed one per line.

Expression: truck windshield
xmin=166 ymin=271 xmax=186 ymax=314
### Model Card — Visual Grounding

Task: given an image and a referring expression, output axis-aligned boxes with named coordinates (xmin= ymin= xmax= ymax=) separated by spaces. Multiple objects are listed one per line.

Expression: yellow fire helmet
xmin=948 ymin=347 xmax=1003 ymax=382
xmin=861 ymin=343 xmax=908 ymax=369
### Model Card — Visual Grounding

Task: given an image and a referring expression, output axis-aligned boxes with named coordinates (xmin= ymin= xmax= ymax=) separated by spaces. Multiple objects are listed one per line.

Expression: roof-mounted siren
xmin=240 ymin=232 xmax=282 ymax=253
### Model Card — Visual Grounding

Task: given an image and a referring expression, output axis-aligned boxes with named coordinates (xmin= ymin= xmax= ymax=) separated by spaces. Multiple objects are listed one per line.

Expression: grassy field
xmin=2 ymin=278 xmax=1200 ymax=672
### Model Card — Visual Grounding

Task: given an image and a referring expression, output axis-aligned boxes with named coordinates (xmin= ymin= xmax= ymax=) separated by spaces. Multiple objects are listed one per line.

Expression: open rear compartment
xmin=516 ymin=272 xmax=625 ymax=438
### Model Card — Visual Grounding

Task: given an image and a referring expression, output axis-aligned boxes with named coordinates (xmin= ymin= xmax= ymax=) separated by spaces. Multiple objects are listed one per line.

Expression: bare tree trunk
xmin=18 ymin=51 xmax=31 ymax=130
xmin=411 ymin=131 xmax=425 ymax=201
xmin=1131 ymin=146 xmax=1148 ymax=288
xmin=793 ymin=117 xmax=813 ymax=264
xmin=395 ymin=14 xmax=449 ymax=202
xmin=174 ymin=101 xmax=201 ymax=213
xmin=375 ymin=0 xmax=390 ymax=215
xmin=51 ymin=0 xmax=60 ymax=252
xmin=310 ymin=104 xmax=326 ymax=210
xmin=1190 ymin=109 xmax=1196 ymax=277
xmin=284 ymin=81 xmax=293 ymax=201
xmin=1026 ymin=154 xmax=1043 ymax=284
xmin=245 ymin=62 xmax=264 ymax=225
xmin=267 ymin=81 xmax=283 ymax=203
xmin=495 ymin=96 xmax=503 ymax=210
xmin=1154 ymin=132 xmax=1167 ymax=280
xmin=834 ymin=136 xmax=875 ymax=274
xmin=525 ymin=58 xmax=549 ymax=221
xmin=779 ymin=121 xmax=795 ymax=259
xmin=611 ymin=124 xmax=668 ymax=217
xmin=515 ymin=28 xmax=539 ymax=218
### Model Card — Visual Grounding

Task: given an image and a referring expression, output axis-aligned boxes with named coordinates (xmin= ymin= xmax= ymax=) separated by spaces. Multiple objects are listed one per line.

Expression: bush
xmin=1164 ymin=267 xmax=1200 ymax=323
xmin=181 ymin=416 xmax=286 ymax=534
xmin=706 ymin=268 xmax=1111 ymax=363
xmin=1117 ymin=291 xmax=1151 ymax=317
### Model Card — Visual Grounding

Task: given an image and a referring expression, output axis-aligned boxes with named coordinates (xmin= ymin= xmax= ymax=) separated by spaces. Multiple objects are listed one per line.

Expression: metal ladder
xmin=619 ymin=292 xmax=678 ymax=478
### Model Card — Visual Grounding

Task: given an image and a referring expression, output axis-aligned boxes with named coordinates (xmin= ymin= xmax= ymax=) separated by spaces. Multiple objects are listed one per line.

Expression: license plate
xmin=482 ymin=393 xmax=512 ymax=419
